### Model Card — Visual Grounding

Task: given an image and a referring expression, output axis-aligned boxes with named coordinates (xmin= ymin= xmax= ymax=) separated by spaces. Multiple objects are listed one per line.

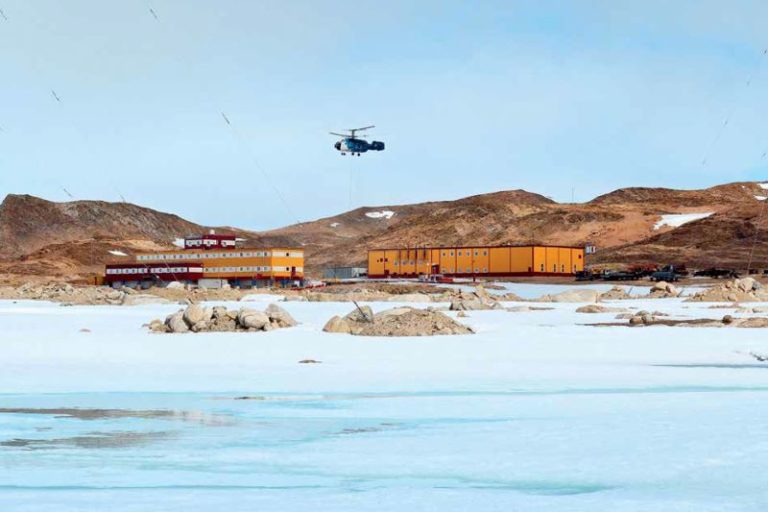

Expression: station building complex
xmin=104 ymin=232 xmax=304 ymax=288
xmin=367 ymin=245 xmax=585 ymax=278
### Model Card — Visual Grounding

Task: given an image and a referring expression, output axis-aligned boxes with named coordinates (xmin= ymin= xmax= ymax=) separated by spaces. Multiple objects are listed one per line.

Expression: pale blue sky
xmin=1 ymin=1 xmax=767 ymax=229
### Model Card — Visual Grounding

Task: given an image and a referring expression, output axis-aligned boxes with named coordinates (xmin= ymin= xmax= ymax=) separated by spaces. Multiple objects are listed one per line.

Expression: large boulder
xmin=237 ymin=309 xmax=270 ymax=330
xmin=322 ymin=315 xmax=353 ymax=334
xmin=265 ymin=304 xmax=298 ymax=327
xmin=345 ymin=305 xmax=374 ymax=323
xmin=183 ymin=303 xmax=212 ymax=326
xmin=648 ymin=281 xmax=680 ymax=298
xmin=449 ymin=288 xmax=503 ymax=311
xmin=165 ymin=311 xmax=189 ymax=333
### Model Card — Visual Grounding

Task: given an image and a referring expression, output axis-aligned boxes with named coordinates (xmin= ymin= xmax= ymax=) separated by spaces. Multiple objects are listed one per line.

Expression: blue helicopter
xmin=331 ymin=125 xmax=385 ymax=156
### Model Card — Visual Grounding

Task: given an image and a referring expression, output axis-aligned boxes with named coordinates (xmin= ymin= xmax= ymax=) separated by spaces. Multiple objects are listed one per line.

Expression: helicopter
xmin=330 ymin=125 xmax=385 ymax=156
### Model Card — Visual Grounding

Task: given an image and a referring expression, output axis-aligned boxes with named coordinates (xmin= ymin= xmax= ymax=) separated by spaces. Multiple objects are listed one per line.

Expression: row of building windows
xmin=202 ymin=266 xmax=303 ymax=274
xmin=185 ymin=239 xmax=236 ymax=248
xmin=539 ymin=264 xmax=578 ymax=272
xmin=137 ymin=251 xmax=302 ymax=262
xmin=106 ymin=267 xmax=196 ymax=275
xmin=204 ymin=266 xmax=272 ymax=273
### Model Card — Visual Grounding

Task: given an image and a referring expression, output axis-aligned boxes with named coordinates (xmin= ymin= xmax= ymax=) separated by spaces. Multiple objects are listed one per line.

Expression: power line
xmin=220 ymin=112 xmax=301 ymax=225
xmin=700 ymin=47 xmax=767 ymax=166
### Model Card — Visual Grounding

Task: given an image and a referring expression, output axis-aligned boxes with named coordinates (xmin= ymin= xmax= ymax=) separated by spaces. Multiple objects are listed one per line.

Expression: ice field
xmin=1 ymin=286 xmax=767 ymax=511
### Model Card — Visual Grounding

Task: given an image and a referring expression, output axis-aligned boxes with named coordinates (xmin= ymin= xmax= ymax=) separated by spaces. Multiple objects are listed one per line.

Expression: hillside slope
xmin=1 ymin=182 xmax=767 ymax=283
xmin=255 ymin=181 xmax=768 ymax=271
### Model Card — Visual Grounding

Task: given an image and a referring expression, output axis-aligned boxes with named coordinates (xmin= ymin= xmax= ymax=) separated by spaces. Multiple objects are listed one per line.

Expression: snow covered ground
xmin=1 ymin=287 xmax=767 ymax=511
xmin=364 ymin=210 xmax=395 ymax=219
xmin=653 ymin=212 xmax=713 ymax=230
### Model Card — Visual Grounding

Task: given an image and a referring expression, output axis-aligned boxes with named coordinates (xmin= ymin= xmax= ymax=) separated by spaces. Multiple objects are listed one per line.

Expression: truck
xmin=601 ymin=269 xmax=643 ymax=281
xmin=693 ymin=268 xmax=739 ymax=279
xmin=650 ymin=265 xmax=682 ymax=282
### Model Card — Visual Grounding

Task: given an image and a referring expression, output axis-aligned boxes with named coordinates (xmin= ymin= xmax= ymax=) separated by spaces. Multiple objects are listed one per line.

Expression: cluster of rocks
xmin=598 ymin=286 xmax=634 ymax=300
xmin=646 ymin=281 xmax=681 ymax=298
xmin=323 ymin=305 xmax=473 ymax=337
xmin=688 ymin=278 xmax=768 ymax=303
xmin=0 ymin=282 xmax=171 ymax=306
xmin=597 ymin=310 xmax=768 ymax=328
xmin=148 ymin=303 xmax=297 ymax=333
xmin=536 ymin=289 xmax=600 ymax=303
xmin=449 ymin=286 xmax=504 ymax=311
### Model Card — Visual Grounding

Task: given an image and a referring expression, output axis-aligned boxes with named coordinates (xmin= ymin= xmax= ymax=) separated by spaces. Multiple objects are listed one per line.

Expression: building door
xmin=431 ymin=264 xmax=440 ymax=275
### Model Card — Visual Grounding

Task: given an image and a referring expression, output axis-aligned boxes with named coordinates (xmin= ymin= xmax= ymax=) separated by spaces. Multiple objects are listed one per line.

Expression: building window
xmin=540 ymin=264 xmax=544 ymax=272
xmin=561 ymin=264 xmax=565 ymax=272
xmin=474 ymin=251 xmax=478 ymax=256
xmin=553 ymin=264 xmax=557 ymax=272
xmin=483 ymin=268 xmax=488 ymax=273
xmin=450 ymin=251 xmax=454 ymax=256
xmin=483 ymin=251 xmax=487 ymax=256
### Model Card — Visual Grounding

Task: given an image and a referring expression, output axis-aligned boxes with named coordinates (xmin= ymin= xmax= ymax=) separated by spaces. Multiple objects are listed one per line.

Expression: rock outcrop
xmin=0 ymin=282 xmax=172 ymax=306
xmin=687 ymin=278 xmax=768 ymax=303
xmin=575 ymin=304 xmax=627 ymax=314
xmin=537 ymin=289 xmax=600 ymax=303
xmin=323 ymin=306 xmax=473 ymax=337
xmin=599 ymin=286 xmax=633 ymax=300
xmin=646 ymin=281 xmax=681 ymax=298
xmin=148 ymin=304 xmax=297 ymax=333
xmin=449 ymin=285 xmax=503 ymax=311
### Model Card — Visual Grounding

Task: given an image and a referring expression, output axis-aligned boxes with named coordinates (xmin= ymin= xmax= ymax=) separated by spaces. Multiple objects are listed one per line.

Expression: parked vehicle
xmin=575 ymin=270 xmax=600 ymax=281
xmin=650 ymin=265 xmax=682 ymax=282
xmin=693 ymin=268 xmax=740 ymax=279
xmin=602 ymin=269 xmax=643 ymax=281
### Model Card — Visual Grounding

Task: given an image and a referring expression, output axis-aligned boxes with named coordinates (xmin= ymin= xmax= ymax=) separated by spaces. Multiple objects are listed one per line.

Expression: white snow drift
xmin=653 ymin=212 xmax=713 ymax=230
xmin=365 ymin=210 xmax=395 ymax=219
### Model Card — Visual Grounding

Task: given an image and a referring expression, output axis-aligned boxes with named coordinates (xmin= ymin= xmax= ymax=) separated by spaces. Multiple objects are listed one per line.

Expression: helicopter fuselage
xmin=334 ymin=137 xmax=385 ymax=155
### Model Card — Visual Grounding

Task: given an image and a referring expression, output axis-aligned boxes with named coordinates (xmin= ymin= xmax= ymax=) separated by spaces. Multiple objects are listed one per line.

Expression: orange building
xmin=105 ymin=233 xmax=304 ymax=288
xmin=367 ymin=245 xmax=585 ymax=278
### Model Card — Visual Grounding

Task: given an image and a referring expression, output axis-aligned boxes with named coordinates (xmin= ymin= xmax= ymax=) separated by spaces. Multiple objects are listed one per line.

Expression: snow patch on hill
xmin=654 ymin=212 xmax=713 ymax=230
xmin=365 ymin=210 xmax=395 ymax=219
xmin=107 ymin=250 xmax=128 ymax=256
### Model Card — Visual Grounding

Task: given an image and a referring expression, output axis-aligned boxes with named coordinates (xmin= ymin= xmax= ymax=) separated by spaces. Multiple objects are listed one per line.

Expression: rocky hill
xmin=1 ymin=182 xmax=767 ymax=283
xmin=257 ymin=181 xmax=768 ymax=271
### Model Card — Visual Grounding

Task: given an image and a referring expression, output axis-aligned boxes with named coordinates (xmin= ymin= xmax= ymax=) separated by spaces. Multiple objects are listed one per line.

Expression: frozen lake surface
xmin=1 ymin=290 xmax=767 ymax=511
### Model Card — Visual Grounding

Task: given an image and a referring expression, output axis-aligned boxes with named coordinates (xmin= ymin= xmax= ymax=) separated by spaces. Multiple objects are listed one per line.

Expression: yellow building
xmin=367 ymin=245 xmax=585 ymax=278
xmin=105 ymin=233 xmax=304 ymax=288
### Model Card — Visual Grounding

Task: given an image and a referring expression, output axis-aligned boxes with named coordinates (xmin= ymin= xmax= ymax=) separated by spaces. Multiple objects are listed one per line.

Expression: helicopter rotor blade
xmin=350 ymin=125 xmax=375 ymax=131
xmin=330 ymin=132 xmax=349 ymax=137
